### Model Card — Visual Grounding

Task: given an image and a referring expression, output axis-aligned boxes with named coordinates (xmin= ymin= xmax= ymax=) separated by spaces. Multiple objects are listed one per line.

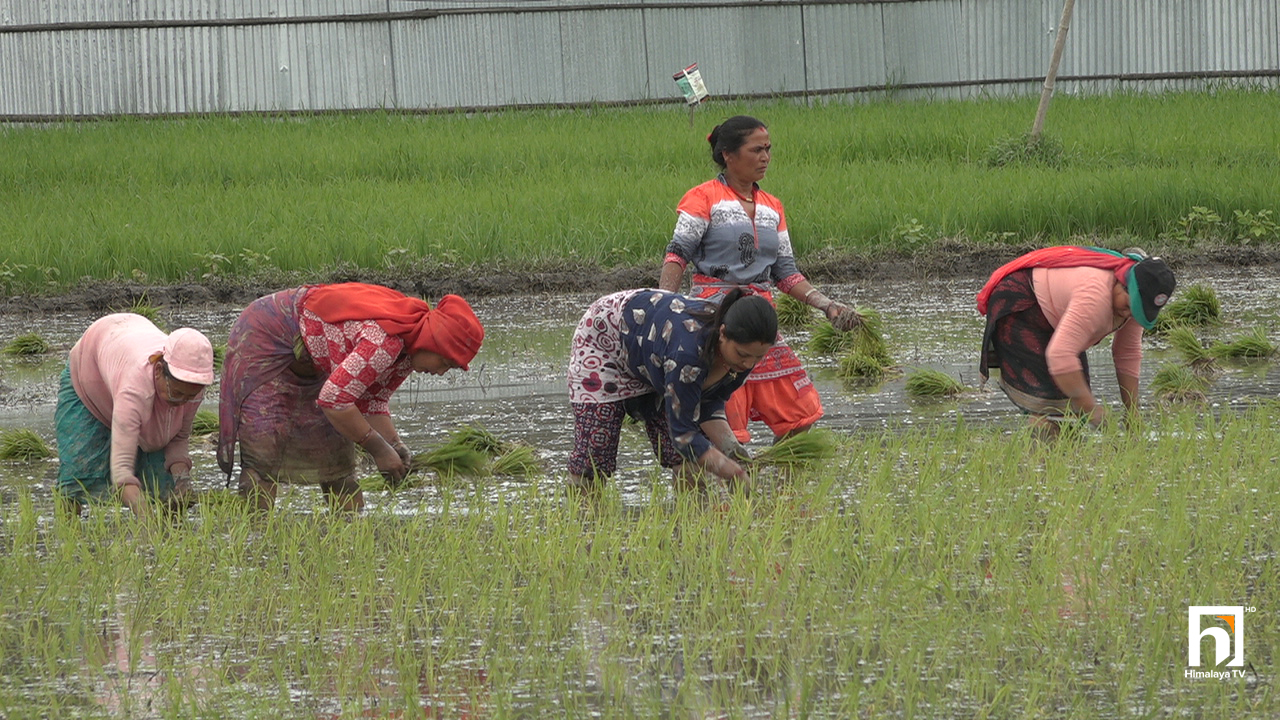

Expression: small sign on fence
xmin=673 ymin=63 xmax=709 ymax=105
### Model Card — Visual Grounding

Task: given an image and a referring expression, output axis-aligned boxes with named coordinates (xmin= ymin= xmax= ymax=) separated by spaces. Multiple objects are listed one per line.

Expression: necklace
xmin=732 ymin=188 xmax=755 ymax=203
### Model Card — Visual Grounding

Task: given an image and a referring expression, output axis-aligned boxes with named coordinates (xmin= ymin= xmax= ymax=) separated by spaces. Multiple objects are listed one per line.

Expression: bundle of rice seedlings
xmin=0 ymin=429 xmax=53 ymax=461
xmin=190 ymin=409 xmax=219 ymax=436
xmin=490 ymin=445 xmax=543 ymax=477
xmin=1165 ymin=326 xmax=1215 ymax=367
xmin=904 ymin=369 xmax=965 ymax=399
xmin=773 ymin=293 xmax=813 ymax=328
xmin=4 ymin=332 xmax=50 ymax=356
xmin=119 ymin=296 xmax=165 ymax=328
xmin=808 ymin=321 xmax=856 ymax=354
xmin=1166 ymin=326 xmax=1221 ymax=375
xmin=849 ymin=307 xmax=893 ymax=366
xmin=212 ymin=343 xmax=226 ymax=372
xmin=450 ymin=424 xmax=511 ymax=456
xmin=358 ymin=475 xmax=390 ymax=493
xmin=1150 ymin=365 xmax=1209 ymax=403
xmin=810 ymin=307 xmax=892 ymax=365
xmin=1152 ymin=283 xmax=1221 ymax=332
xmin=412 ymin=442 xmax=490 ymax=477
xmin=1210 ymin=328 xmax=1276 ymax=359
xmin=753 ymin=429 xmax=839 ymax=467
xmin=837 ymin=352 xmax=886 ymax=384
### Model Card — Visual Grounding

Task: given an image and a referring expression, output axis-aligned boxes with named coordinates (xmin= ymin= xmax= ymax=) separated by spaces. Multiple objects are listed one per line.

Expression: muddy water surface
xmin=1 ymin=268 xmax=1278 ymax=506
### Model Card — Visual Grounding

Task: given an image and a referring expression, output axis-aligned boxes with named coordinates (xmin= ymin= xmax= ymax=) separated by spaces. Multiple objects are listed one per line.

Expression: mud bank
xmin=3 ymin=241 xmax=1278 ymax=314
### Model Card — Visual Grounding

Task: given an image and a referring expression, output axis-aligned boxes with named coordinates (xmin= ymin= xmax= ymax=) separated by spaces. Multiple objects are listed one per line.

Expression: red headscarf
xmin=975 ymin=246 xmax=1136 ymax=315
xmin=303 ymin=283 xmax=485 ymax=370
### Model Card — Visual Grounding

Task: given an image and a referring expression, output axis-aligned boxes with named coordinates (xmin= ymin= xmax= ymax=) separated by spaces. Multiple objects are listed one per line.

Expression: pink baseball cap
xmin=163 ymin=328 xmax=215 ymax=385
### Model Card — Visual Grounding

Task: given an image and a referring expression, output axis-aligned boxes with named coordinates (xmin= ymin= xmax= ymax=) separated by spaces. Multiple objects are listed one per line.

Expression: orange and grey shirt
xmin=664 ymin=176 xmax=806 ymax=293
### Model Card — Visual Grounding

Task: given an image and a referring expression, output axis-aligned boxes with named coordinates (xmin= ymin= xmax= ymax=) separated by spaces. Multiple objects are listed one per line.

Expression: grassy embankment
xmin=1 ymin=89 xmax=1278 ymax=293
xmin=0 ymin=406 xmax=1276 ymax=717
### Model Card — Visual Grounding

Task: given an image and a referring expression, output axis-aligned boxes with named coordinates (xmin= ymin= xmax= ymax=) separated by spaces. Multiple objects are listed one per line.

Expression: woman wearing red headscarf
xmin=218 ymin=283 xmax=485 ymax=511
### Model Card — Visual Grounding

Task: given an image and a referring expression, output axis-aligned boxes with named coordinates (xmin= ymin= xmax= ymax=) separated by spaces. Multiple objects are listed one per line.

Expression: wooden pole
xmin=1030 ymin=0 xmax=1076 ymax=144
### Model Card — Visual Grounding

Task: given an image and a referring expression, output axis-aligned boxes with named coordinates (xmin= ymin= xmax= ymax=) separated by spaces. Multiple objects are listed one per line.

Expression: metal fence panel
xmin=558 ymin=9 xmax=650 ymax=103
xmin=394 ymin=12 xmax=567 ymax=108
xmin=643 ymin=5 xmax=805 ymax=99
xmin=963 ymin=0 xmax=1045 ymax=84
xmin=1 ymin=0 xmax=1278 ymax=118
xmin=804 ymin=3 xmax=888 ymax=92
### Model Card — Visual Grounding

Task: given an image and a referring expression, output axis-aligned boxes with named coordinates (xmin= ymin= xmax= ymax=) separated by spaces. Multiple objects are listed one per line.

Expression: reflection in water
xmin=91 ymin=600 xmax=173 ymax=717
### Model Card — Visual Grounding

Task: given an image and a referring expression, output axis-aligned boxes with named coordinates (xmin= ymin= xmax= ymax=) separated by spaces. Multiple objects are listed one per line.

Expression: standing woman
xmin=659 ymin=115 xmax=861 ymax=446
xmin=218 ymin=283 xmax=484 ymax=511
xmin=567 ymin=288 xmax=776 ymax=490
xmin=978 ymin=246 xmax=1176 ymax=435
xmin=56 ymin=314 xmax=215 ymax=518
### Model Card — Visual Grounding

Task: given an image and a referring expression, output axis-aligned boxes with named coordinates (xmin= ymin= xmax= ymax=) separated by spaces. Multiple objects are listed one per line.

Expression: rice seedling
xmin=1165 ymin=326 xmax=1217 ymax=373
xmin=212 ymin=343 xmax=226 ymax=371
xmin=1209 ymin=328 xmax=1276 ymax=359
xmin=810 ymin=306 xmax=892 ymax=364
xmin=807 ymin=321 xmax=856 ymax=354
xmin=904 ymin=369 xmax=966 ymax=398
xmin=753 ymin=429 xmax=839 ymax=467
xmin=3 ymin=332 xmax=50 ymax=356
xmin=450 ymin=424 xmax=511 ymax=456
xmin=412 ymin=442 xmax=490 ymax=477
xmin=1152 ymin=283 xmax=1221 ymax=332
xmin=1150 ymin=364 xmax=1210 ymax=403
xmin=190 ymin=409 xmax=219 ymax=436
xmin=4 ymin=404 xmax=1280 ymax=717
xmin=773 ymin=292 xmax=813 ymax=328
xmin=490 ymin=445 xmax=543 ymax=477
xmin=2 ymin=92 xmax=1280 ymax=290
xmin=195 ymin=488 xmax=243 ymax=508
xmin=0 ymin=428 xmax=53 ymax=460
xmin=115 ymin=295 xmax=165 ymax=328
xmin=837 ymin=352 xmax=886 ymax=384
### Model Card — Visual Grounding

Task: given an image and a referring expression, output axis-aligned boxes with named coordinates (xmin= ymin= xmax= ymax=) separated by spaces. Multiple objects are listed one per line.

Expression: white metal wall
xmin=1 ymin=0 xmax=1277 ymax=118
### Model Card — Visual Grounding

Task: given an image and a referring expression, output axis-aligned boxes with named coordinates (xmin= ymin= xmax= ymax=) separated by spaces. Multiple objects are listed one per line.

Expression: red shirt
xmin=299 ymin=310 xmax=413 ymax=413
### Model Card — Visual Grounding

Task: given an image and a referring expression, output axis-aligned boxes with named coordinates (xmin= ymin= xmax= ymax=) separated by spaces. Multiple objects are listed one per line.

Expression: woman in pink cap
xmin=55 ymin=314 xmax=215 ymax=519
xmin=218 ymin=283 xmax=485 ymax=511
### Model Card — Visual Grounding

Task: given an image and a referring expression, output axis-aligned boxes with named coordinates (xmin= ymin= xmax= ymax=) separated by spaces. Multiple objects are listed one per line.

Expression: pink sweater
xmin=1032 ymin=266 xmax=1142 ymax=378
xmin=69 ymin=314 xmax=201 ymax=488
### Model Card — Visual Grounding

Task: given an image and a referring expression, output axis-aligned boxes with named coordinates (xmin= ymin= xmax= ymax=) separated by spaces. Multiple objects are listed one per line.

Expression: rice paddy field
xmin=3 ymin=90 xmax=1280 ymax=717
xmin=1 ymin=264 xmax=1279 ymax=717
xmin=1 ymin=89 xmax=1279 ymax=290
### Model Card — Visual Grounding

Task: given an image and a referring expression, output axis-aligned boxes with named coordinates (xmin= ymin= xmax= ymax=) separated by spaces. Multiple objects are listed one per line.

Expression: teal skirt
xmin=54 ymin=365 xmax=175 ymax=503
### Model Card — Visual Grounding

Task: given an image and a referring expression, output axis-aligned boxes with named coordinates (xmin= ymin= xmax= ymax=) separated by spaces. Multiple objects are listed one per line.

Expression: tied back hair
xmin=696 ymin=288 xmax=777 ymax=361
xmin=708 ymin=115 xmax=766 ymax=168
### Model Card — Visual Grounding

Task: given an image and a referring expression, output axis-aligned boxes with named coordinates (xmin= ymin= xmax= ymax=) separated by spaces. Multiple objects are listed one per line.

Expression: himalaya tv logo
xmin=1187 ymin=605 xmax=1253 ymax=679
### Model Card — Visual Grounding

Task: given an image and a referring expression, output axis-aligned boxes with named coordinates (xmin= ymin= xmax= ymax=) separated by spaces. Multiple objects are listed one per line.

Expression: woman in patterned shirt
xmin=659 ymin=115 xmax=861 ymax=447
xmin=218 ymin=283 xmax=484 ymax=511
xmin=567 ymin=287 xmax=776 ymax=491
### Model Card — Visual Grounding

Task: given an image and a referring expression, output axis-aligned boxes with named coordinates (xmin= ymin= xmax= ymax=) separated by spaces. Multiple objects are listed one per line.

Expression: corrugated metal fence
xmin=1 ymin=0 xmax=1277 ymax=119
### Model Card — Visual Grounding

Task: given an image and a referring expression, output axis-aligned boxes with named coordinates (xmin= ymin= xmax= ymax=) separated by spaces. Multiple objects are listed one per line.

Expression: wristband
xmin=357 ymin=427 xmax=375 ymax=445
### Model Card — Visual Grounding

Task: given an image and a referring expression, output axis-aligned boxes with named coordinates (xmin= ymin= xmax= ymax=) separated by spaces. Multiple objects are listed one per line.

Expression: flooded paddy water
xmin=1 ymin=266 xmax=1278 ymax=718
xmin=1 ymin=267 xmax=1277 ymax=506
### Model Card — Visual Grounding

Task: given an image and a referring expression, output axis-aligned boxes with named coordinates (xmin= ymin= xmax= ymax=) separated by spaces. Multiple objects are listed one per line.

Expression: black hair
xmin=698 ymin=288 xmax=777 ymax=360
xmin=708 ymin=115 xmax=767 ymax=168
